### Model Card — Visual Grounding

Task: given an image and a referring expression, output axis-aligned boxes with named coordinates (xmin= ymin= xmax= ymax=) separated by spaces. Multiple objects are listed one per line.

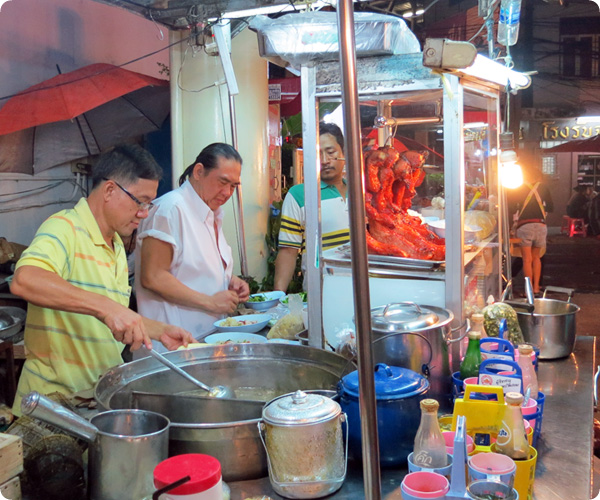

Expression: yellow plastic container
xmin=513 ymin=446 xmax=537 ymax=500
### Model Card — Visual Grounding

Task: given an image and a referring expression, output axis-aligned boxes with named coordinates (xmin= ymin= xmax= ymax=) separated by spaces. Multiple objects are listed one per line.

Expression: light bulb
xmin=501 ymin=160 xmax=524 ymax=189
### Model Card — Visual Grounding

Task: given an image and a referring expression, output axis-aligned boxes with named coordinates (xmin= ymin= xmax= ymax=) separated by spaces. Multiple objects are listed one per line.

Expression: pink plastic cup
xmin=443 ymin=431 xmax=475 ymax=455
xmin=463 ymin=377 xmax=479 ymax=389
xmin=468 ymin=452 xmax=516 ymax=489
xmin=521 ymin=398 xmax=538 ymax=428
xmin=401 ymin=471 xmax=449 ymax=499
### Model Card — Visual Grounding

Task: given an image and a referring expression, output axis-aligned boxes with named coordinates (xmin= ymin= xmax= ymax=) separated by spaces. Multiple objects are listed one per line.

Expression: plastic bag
xmin=267 ymin=294 xmax=305 ymax=340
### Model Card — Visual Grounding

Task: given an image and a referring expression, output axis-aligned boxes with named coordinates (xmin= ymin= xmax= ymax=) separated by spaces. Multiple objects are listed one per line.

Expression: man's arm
xmin=274 ymin=247 xmax=299 ymax=292
xmin=11 ymin=266 xmax=152 ymax=350
xmin=139 ymin=236 xmax=239 ymax=315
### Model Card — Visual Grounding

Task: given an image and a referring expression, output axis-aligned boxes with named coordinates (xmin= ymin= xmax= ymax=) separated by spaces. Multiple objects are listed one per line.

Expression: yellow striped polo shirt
xmin=279 ymin=181 xmax=350 ymax=262
xmin=13 ymin=198 xmax=128 ymax=414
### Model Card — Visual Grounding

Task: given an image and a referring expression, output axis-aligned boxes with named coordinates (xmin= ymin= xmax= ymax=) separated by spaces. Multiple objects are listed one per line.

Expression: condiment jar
xmin=153 ymin=454 xmax=223 ymax=500
xmin=259 ymin=390 xmax=347 ymax=499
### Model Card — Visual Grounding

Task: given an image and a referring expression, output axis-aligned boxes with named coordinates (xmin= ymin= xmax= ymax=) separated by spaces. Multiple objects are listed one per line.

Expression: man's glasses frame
xmin=103 ymin=178 xmax=154 ymax=212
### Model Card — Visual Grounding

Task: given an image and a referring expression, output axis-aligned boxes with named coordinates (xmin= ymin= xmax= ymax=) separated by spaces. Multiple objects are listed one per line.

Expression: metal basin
xmin=95 ymin=344 xmax=352 ymax=482
xmin=514 ymin=298 xmax=580 ymax=360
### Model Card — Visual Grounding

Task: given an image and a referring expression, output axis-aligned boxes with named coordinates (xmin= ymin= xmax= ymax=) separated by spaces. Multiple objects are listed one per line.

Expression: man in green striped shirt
xmin=10 ymin=145 xmax=193 ymax=414
xmin=274 ymin=122 xmax=350 ymax=292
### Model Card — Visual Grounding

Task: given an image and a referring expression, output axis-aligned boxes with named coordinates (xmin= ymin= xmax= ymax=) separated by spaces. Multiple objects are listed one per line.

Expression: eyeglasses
xmin=103 ymin=178 xmax=154 ymax=212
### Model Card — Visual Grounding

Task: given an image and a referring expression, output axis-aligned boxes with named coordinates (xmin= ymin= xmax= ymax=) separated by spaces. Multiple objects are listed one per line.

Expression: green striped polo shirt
xmin=13 ymin=198 xmax=128 ymax=414
xmin=279 ymin=181 xmax=350 ymax=257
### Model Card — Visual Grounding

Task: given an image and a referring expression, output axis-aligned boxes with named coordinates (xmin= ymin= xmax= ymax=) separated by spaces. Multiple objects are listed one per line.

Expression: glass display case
xmin=298 ymin=54 xmax=506 ymax=385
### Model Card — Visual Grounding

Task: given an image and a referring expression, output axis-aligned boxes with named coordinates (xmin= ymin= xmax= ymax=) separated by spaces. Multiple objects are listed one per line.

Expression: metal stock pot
xmin=513 ymin=287 xmax=580 ymax=359
xmin=369 ymin=302 xmax=459 ymax=410
xmin=94 ymin=344 xmax=352 ymax=482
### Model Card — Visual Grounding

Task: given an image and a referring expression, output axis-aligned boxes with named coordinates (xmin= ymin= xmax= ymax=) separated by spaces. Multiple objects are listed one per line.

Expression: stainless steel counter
xmin=229 ymin=336 xmax=596 ymax=499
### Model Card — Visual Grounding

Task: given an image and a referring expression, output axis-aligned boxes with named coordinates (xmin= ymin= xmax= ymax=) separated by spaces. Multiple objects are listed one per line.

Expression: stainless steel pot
xmin=513 ymin=287 xmax=580 ymax=360
xmin=21 ymin=392 xmax=169 ymax=500
xmin=369 ymin=302 xmax=461 ymax=411
xmin=259 ymin=390 xmax=347 ymax=499
xmin=94 ymin=343 xmax=353 ymax=482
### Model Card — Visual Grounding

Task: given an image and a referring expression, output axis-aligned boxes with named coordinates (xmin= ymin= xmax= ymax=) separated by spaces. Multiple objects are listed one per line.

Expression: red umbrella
xmin=544 ymin=134 xmax=600 ymax=153
xmin=0 ymin=63 xmax=170 ymax=174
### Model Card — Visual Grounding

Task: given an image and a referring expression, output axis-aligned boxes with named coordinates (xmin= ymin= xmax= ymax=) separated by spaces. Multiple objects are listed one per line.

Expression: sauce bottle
xmin=495 ymin=392 xmax=530 ymax=460
xmin=517 ymin=344 xmax=538 ymax=399
xmin=413 ymin=399 xmax=448 ymax=468
xmin=460 ymin=327 xmax=482 ymax=380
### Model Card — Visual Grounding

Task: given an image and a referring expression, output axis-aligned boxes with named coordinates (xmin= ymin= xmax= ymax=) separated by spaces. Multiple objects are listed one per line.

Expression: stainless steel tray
xmin=331 ymin=244 xmax=445 ymax=270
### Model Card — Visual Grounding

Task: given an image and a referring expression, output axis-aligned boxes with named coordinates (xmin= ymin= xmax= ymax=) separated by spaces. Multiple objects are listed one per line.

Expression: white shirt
xmin=134 ymin=181 xmax=233 ymax=353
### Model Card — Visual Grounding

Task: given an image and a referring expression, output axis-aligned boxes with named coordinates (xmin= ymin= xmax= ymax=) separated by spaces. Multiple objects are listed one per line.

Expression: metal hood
xmin=89 ymin=0 xmax=297 ymax=30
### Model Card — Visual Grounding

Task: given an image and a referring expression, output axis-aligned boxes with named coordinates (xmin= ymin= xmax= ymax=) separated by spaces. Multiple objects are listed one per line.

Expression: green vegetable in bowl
xmin=248 ymin=294 xmax=267 ymax=302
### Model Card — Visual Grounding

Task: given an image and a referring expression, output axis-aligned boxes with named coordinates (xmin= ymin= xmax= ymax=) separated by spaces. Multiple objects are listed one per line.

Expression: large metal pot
xmin=369 ymin=302 xmax=459 ymax=411
xmin=513 ymin=288 xmax=580 ymax=360
xmin=94 ymin=343 xmax=352 ymax=482
xmin=338 ymin=363 xmax=429 ymax=466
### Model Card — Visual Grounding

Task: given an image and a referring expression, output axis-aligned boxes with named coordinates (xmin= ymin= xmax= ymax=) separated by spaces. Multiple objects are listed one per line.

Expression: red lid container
xmin=154 ymin=454 xmax=222 ymax=495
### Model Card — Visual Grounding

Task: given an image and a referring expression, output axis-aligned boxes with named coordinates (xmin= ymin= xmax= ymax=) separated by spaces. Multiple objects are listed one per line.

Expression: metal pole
xmin=336 ymin=2 xmax=382 ymax=499
xmin=300 ymin=64 xmax=325 ymax=348
xmin=228 ymin=94 xmax=249 ymax=276
xmin=214 ymin=22 xmax=249 ymax=277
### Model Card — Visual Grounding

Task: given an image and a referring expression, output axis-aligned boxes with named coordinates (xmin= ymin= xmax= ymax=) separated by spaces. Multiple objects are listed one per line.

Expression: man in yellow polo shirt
xmin=10 ymin=145 xmax=194 ymax=414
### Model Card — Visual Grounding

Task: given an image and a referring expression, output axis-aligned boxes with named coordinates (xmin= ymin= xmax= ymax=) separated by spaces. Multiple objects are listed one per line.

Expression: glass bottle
xmin=460 ymin=329 xmax=482 ymax=380
xmin=495 ymin=392 xmax=530 ymax=460
xmin=413 ymin=399 xmax=448 ymax=468
xmin=517 ymin=344 xmax=538 ymax=399
xmin=471 ymin=313 xmax=487 ymax=339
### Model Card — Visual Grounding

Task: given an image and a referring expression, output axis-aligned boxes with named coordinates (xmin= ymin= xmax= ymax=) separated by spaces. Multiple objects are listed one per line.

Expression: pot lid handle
xmin=374 ymin=363 xmax=394 ymax=378
xmin=383 ymin=302 xmax=423 ymax=318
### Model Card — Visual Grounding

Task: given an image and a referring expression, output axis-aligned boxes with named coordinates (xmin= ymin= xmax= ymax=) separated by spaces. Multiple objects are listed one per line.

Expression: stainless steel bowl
xmin=95 ymin=344 xmax=352 ymax=481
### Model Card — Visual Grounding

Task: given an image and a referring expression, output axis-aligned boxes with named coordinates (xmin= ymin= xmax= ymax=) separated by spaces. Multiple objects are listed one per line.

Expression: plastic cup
xmin=407 ymin=452 xmax=453 ymax=477
xmin=468 ymin=452 xmax=516 ymax=489
xmin=463 ymin=377 xmax=479 ymax=389
xmin=401 ymin=471 xmax=450 ymax=499
xmin=442 ymin=431 xmax=475 ymax=456
xmin=521 ymin=398 xmax=538 ymax=428
xmin=467 ymin=479 xmax=519 ymax=499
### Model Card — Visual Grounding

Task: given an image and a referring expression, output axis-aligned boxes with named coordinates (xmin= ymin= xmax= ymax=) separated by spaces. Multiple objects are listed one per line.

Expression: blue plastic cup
xmin=407 ymin=452 xmax=453 ymax=477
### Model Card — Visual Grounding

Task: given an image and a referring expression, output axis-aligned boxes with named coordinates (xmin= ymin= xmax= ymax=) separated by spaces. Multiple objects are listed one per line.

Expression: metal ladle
xmin=149 ymin=349 xmax=235 ymax=398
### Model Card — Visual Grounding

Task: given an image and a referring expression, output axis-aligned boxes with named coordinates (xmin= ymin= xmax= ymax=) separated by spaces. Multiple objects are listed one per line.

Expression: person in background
xmin=9 ymin=145 xmax=193 ymax=414
xmin=588 ymin=190 xmax=600 ymax=237
xmin=567 ymin=185 xmax=592 ymax=223
xmin=135 ymin=143 xmax=249 ymax=351
xmin=274 ymin=122 xmax=350 ymax=292
xmin=508 ymin=167 xmax=553 ymax=296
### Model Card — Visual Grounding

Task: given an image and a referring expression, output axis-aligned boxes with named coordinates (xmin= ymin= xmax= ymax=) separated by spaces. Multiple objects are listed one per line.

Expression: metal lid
xmin=370 ymin=302 xmax=440 ymax=332
xmin=340 ymin=363 xmax=429 ymax=400
xmin=0 ymin=310 xmax=14 ymax=330
xmin=262 ymin=390 xmax=341 ymax=425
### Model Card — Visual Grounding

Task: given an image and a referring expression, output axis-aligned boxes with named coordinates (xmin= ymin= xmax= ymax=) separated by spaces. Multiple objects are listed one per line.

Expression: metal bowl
xmin=95 ymin=344 xmax=352 ymax=482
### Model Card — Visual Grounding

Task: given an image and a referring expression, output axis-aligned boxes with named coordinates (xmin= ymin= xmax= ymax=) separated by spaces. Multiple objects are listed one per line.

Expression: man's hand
xmin=210 ymin=290 xmax=240 ymax=314
xmin=99 ymin=302 xmax=152 ymax=351
xmin=158 ymin=325 xmax=195 ymax=351
xmin=229 ymin=275 xmax=250 ymax=302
